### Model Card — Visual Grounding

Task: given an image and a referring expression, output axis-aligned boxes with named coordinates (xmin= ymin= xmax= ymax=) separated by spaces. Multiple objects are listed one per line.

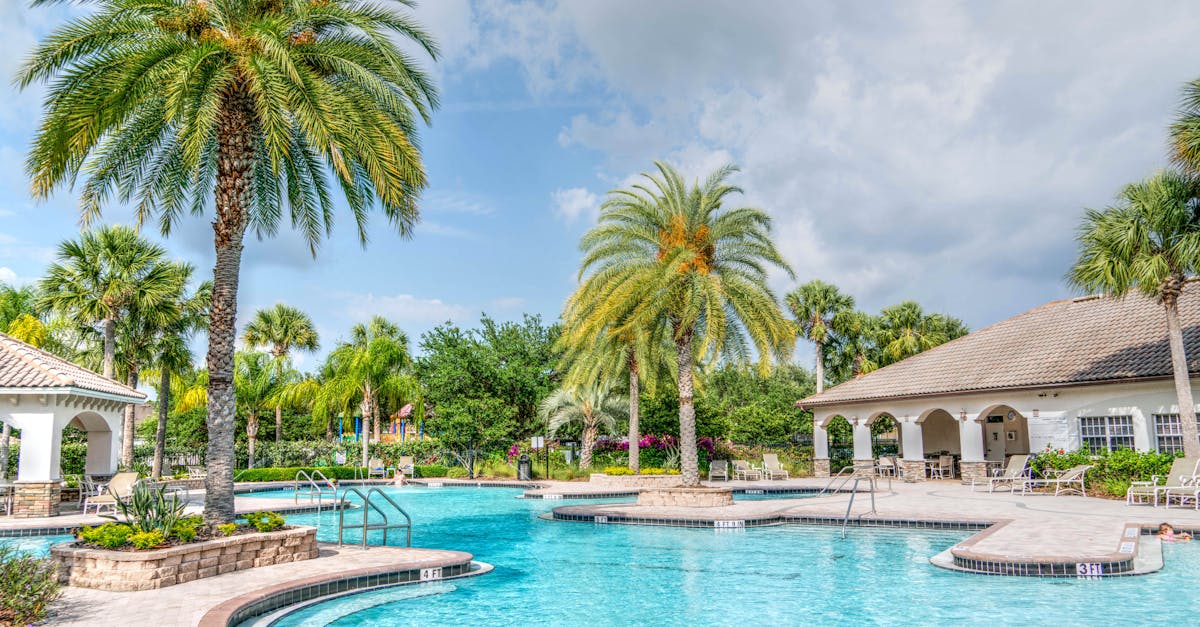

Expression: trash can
xmin=518 ymin=454 xmax=532 ymax=481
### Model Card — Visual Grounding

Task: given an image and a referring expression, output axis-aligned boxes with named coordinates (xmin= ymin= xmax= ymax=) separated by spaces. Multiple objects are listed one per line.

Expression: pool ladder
xmin=840 ymin=477 xmax=878 ymax=539
xmin=337 ymin=487 xmax=413 ymax=549
xmin=294 ymin=469 xmax=337 ymax=511
xmin=818 ymin=466 xmax=857 ymax=495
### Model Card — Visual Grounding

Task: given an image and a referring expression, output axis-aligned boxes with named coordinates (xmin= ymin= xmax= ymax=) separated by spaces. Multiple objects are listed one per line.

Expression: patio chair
xmin=761 ymin=454 xmax=789 ymax=480
xmin=708 ymin=460 xmax=729 ymax=481
xmin=186 ymin=465 xmax=207 ymax=479
xmin=973 ymin=454 xmax=1031 ymax=493
xmin=1022 ymin=464 xmax=1091 ymax=496
xmin=83 ymin=472 xmax=139 ymax=514
xmin=1127 ymin=457 xmax=1199 ymax=506
xmin=732 ymin=460 xmax=762 ymax=481
xmin=875 ymin=456 xmax=897 ymax=478
xmin=396 ymin=456 xmax=415 ymax=476
xmin=929 ymin=455 xmax=954 ymax=480
xmin=367 ymin=457 xmax=390 ymax=479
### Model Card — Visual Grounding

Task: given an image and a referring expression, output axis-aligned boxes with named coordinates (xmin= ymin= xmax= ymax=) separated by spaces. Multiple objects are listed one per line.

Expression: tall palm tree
xmin=234 ymin=351 xmax=282 ymax=469
xmin=786 ymin=280 xmax=855 ymax=393
xmin=539 ymin=384 xmax=628 ymax=469
xmin=874 ymin=301 xmax=967 ymax=366
xmin=320 ymin=316 xmax=416 ymax=466
xmin=38 ymin=225 xmax=176 ymax=379
xmin=573 ymin=162 xmax=795 ymax=485
xmin=828 ymin=309 xmax=880 ymax=382
xmin=1069 ymin=170 xmax=1200 ymax=458
xmin=21 ymin=0 xmax=439 ymax=524
xmin=147 ymin=270 xmax=210 ymax=478
xmin=243 ymin=303 xmax=319 ymax=443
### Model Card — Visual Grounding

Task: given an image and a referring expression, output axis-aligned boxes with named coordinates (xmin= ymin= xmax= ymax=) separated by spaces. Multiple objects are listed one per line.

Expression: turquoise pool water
xmin=0 ymin=534 xmax=73 ymax=556
xmin=256 ymin=486 xmax=1200 ymax=626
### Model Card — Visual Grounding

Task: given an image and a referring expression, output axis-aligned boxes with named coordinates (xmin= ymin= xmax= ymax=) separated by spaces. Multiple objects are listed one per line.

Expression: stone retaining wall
xmin=14 ymin=481 xmax=61 ymax=518
xmin=636 ymin=487 xmax=734 ymax=507
xmin=51 ymin=526 xmax=318 ymax=591
xmin=588 ymin=473 xmax=682 ymax=488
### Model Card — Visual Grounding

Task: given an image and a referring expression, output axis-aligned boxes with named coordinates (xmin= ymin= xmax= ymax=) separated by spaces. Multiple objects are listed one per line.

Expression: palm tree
xmin=786 ymin=280 xmax=855 ymax=394
xmin=573 ymin=162 xmax=795 ymax=485
xmin=38 ymin=225 xmax=176 ymax=379
xmin=234 ymin=351 xmax=282 ymax=469
xmin=874 ymin=301 xmax=968 ymax=367
xmin=0 ymin=284 xmax=39 ymax=331
xmin=828 ymin=309 xmax=880 ymax=382
xmin=1069 ymin=170 xmax=1200 ymax=458
xmin=147 ymin=270 xmax=210 ymax=478
xmin=539 ymin=384 xmax=628 ymax=469
xmin=320 ymin=316 xmax=416 ymax=466
xmin=243 ymin=303 xmax=319 ymax=443
xmin=21 ymin=0 xmax=439 ymax=524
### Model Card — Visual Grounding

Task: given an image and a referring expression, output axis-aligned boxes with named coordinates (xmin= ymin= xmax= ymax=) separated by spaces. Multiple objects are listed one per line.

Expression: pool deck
xmin=545 ymin=477 xmax=1200 ymax=575
xmin=48 ymin=544 xmax=474 ymax=626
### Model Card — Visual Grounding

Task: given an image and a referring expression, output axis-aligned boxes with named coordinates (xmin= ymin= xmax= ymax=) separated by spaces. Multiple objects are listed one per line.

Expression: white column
xmin=901 ymin=419 xmax=925 ymax=460
xmin=813 ymin=416 xmax=829 ymax=460
xmin=11 ymin=412 xmax=63 ymax=482
xmin=852 ymin=418 xmax=874 ymax=462
xmin=959 ymin=418 xmax=985 ymax=462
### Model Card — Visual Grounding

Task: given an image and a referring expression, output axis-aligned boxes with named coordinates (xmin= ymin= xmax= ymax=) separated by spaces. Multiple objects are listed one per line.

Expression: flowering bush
xmin=604 ymin=466 xmax=634 ymax=475
xmin=0 ymin=545 xmax=60 ymax=625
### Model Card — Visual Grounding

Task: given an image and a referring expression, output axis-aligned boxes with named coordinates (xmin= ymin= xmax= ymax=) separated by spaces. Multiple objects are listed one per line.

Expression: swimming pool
xmin=250 ymin=486 xmax=1200 ymax=626
xmin=0 ymin=534 xmax=74 ymax=556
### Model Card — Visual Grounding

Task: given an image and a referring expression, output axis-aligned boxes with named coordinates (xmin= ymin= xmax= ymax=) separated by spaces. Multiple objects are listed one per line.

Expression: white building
xmin=0 ymin=332 xmax=146 ymax=516
xmin=798 ymin=288 xmax=1200 ymax=483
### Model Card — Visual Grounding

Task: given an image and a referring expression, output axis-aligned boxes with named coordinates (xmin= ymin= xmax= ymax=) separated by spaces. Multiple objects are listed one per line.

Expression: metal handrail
xmin=840 ymin=477 xmax=878 ymax=538
xmin=294 ymin=470 xmax=337 ymax=510
xmin=818 ymin=466 xmax=857 ymax=495
xmin=337 ymin=487 xmax=412 ymax=548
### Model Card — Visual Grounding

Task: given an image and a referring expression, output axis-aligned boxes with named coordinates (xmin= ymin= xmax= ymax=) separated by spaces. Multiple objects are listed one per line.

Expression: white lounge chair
xmin=973 ymin=454 xmax=1031 ymax=493
xmin=83 ymin=472 xmax=139 ymax=514
xmin=762 ymin=454 xmax=789 ymax=480
xmin=367 ymin=457 xmax=389 ymax=479
xmin=732 ymin=460 xmax=761 ymax=481
xmin=875 ymin=456 xmax=898 ymax=478
xmin=1023 ymin=464 xmax=1091 ymax=496
xmin=708 ymin=460 xmax=729 ymax=481
xmin=1127 ymin=457 xmax=1198 ymax=506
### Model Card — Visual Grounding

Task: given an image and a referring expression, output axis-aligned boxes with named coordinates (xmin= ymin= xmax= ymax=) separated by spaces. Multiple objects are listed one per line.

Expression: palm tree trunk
xmin=247 ymin=411 xmax=258 ymax=470
xmin=1165 ymin=297 xmax=1199 ymax=457
xmin=203 ymin=83 xmax=256 ymax=526
xmin=372 ymin=398 xmax=381 ymax=441
xmin=581 ymin=417 xmax=596 ymax=470
xmin=0 ymin=422 xmax=10 ymax=480
xmin=628 ymin=352 xmax=640 ymax=473
xmin=122 ymin=367 xmax=139 ymax=468
xmin=675 ymin=328 xmax=699 ymax=486
xmin=102 ymin=316 xmax=115 ymax=378
xmin=275 ymin=404 xmax=283 ymax=443
xmin=152 ymin=367 xmax=170 ymax=479
xmin=360 ymin=395 xmax=371 ymax=468
xmin=815 ymin=338 xmax=825 ymax=394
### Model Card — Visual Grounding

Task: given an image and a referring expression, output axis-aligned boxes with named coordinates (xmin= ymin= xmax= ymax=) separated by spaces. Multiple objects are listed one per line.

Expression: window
xmin=1079 ymin=416 xmax=1135 ymax=452
xmin=1153 ymin=414 xmax=1200 ymax=453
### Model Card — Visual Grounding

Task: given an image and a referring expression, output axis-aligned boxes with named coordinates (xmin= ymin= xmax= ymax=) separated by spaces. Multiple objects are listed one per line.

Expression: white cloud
xmin=417 ymin=221 xmax=476 ymax=239
xmin=422 ymin=189 xmax=494 ymax=215
xmin=343 ymin=292 xmax=469 ymax=324
xmin=0 ymin=267 xmax=18 ymax=285
xmin=551 ymin=187 xmax=599 ymax=223
xmin=490 ymin=296 xmax=526 ymax=310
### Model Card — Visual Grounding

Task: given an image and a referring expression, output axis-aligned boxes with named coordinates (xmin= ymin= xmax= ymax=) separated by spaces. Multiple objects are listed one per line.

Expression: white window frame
xmin=1079 ymin=415 xmax=1135 ymax=452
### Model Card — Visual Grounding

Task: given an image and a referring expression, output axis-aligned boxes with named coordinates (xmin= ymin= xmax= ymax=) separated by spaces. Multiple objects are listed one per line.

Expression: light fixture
xmin=959 ymin=410 xmax=967 ymax=421
xmin=1006 ymin=410 xmax=1016 ymax=421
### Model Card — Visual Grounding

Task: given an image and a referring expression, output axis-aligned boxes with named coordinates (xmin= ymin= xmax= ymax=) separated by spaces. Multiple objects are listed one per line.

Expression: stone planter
xmin=636 ymin=486 xmax=734 ymax=508
xmin=51 ymin=526 xmax=318 ymax=591
xmin=588 ymin=473 xmax=682 ymax=488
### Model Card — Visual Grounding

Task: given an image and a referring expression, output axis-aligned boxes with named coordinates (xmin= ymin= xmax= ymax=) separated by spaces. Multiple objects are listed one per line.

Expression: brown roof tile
xmin=0 ymin=332 xmax=146 ymax=400
xmin=799 ymin=286 xmax=1200 ymax=407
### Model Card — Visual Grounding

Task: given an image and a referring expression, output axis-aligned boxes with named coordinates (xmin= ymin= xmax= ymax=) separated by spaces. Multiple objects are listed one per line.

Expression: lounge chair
xmin=367 ymin=457 xmax=390 ymax=479
xmin=186 ymin=465 xmax=207 ymax=479
xmin=732 ymin=460 xmax=762 ymax=481
xmin=83 ymin=472 xmax=139 ymax=514
xmin=396 ymin=456 xmax=415 ymax=477
xmin=761 ymin=454 xmax=789 ymax=480
xmin=929 ymin=455 xmax=954 ymax=480
xmin=875 ymin=456 xmax=897 ymax=478
xmin=973 ymin=454 xmax=1031 ymax=493
xmin=708 ymin=460 xmax=729 ymax=481
xmin=1022 ymin=464 xmax=1091 ymax=496
xmin=1127 ymin=457 xmax=1199 ymax=506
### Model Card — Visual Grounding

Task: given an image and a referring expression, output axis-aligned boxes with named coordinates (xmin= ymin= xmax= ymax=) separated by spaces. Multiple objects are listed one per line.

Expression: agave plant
xmin=103 ymin=483 xmax=188 ymax=535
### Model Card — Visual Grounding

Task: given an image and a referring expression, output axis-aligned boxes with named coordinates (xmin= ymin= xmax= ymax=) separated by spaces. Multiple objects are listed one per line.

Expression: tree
xmin=573 ymin=162 xmax=795 ymax=485
xmin=1069 ymin=170 xmax=1200 ymax=458
xmin=785 ymin=280 xmax=854 ymax=394
xmin=22 ymin=0 xmax=440 ymax=524
xmin=234 ymin=351 xmax=281 ymax=469
xmin=539 ymin=384 xmax=627 ymax=469
xmin=147 ymin=269 xmax=210 ymax=478
xmin=874 ymin=301 xmax=968 ymax=367
xmin=242 ymin=303 xmax=319 ymax=443
xmin=38 ymin=226 xmax=176 ymax=379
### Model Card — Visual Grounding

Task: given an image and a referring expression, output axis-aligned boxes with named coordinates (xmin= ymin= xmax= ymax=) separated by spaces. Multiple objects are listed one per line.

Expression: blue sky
xmin=4 ymin=1 xmax=1200 ymax=372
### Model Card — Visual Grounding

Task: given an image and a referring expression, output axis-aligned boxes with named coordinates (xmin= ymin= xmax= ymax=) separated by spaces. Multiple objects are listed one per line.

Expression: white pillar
xmin=901 ymin=419 xmax=925 ymax=460
xmin=813 ymin=418 xmax=829 ymax=459
xmin=11 ymin=412 xmax=63 ymax=482
xmin=959 ymin=418 xmax=985 ymax=463
xmin=852 ymin=418 xmax=874 ymax=462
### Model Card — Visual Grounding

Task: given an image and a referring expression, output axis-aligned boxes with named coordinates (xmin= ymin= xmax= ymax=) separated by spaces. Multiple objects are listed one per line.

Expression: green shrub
xmin=414 ymin=465 xmax=448 ymax=478
xmin=79 ymin=523 xmax=134 ymax=549
xmin=233 ymin=466 xmax=369 ymax=482
xmin=640 ymin=468 xmax=680 ymax=475
xmin=1030 ymin=447 xmax=1176 ymax=492
xmin=129 ymin=530 xmax=166 ymax=550
xmin=217 ymin=523 xmax=238 ymax=537
xmin=476 ymin=461 xmax=516 ymax=478
xmin=603 ymin=466 xmax=634 ymax=475
xmin=171 ymin=516 xmax=203 ymax=543
xmin=0 ymin=545 xmax=61 ymax=625
xmin=105 ymin=482 xmax=186 ymax=536
xmin=446 ymin=467 xmax=469 ymax=479
xmin=244 ymin=511 xmax=286 ymax=533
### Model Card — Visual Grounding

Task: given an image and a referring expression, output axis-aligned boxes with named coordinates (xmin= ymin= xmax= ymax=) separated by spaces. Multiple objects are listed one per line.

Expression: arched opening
xmin=977 ymin=405 xmax=1030 ymax=462
xmin=68 ymin=411 xmax=119 ymax=476
xmin=867 ymin=412 xmax=900 ymax=458
xmin=920 ymin=409 xmax=960 ymax=457
xmin=825 ymin=415 xmax=853 ymax=473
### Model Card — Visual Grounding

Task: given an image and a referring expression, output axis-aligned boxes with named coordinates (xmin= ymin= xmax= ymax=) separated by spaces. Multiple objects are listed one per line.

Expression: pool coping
xmin=196 ymin=545 xmax=477 ymax=627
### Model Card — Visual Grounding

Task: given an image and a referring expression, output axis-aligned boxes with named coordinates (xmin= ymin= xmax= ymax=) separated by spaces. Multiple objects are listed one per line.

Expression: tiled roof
xmin=799 ymin=286 xmax=1200 ymax=407
xmin=0 ymin=332 xmax=146 ymax=401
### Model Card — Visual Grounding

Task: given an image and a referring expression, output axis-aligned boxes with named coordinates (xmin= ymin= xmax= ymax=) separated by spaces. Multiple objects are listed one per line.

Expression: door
xmin=984 ymin=417 xmax=1005 ymax=462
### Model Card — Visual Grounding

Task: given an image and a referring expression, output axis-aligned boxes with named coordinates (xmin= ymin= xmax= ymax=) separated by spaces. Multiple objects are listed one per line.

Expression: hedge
xmin=233 ymin=466 xmax=368 ymax=482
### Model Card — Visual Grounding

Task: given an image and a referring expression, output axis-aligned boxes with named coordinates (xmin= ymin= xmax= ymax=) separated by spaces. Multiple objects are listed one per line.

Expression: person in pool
xmin=1158 ymin=523 xmax=1191 ymax=542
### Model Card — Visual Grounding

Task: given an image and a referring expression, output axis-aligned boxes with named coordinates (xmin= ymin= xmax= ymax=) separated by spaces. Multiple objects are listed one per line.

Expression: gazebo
xmin=0 ymin=332 xmax=146 ymax=517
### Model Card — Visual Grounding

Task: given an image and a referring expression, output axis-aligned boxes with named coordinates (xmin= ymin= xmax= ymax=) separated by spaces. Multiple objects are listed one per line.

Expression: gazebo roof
xmin=799 ymin=286 xmax=1200 ymax=408
xmin=0 ymin=332 xmax=146 ymax=402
